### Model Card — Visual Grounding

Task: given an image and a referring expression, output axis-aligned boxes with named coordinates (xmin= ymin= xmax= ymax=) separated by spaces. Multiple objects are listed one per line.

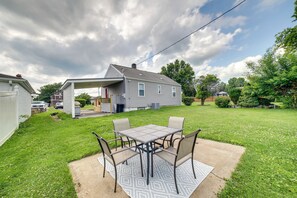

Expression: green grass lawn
xmin=0 ymin=103 xmax=296 ymax=197
xmin=81 ymin=104 xmax=94 ymax=110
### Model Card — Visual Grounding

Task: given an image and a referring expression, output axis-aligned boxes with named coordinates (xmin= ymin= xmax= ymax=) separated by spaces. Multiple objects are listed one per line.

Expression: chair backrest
xmin=113 ymin=118 xmax=130 ymax=133
xmin=176 ymin=129 xmax=201 ymax=161
xmin=92 ymin=132 xmax=112 ymax=159
xmin=168 ymin=117 xmax=185 ymax=134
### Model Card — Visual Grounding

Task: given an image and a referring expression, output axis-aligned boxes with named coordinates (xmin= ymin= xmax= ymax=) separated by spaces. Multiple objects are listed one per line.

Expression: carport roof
xmin=60 ymin=77 xmax=123 ymax=90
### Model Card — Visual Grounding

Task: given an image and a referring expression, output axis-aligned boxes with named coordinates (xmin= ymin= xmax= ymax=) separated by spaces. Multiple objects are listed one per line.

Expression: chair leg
xmin=191 ymin=157 xmax=196 ymax=179
xmin=114 ymin=134 xmax=117 ymax=151
xmin=174 ymin=166 xmax=179 ymax=194
xmin=103 ymin=157 xmax=106 ymax=178
xmin=121 ymin=138 xmax=124 ymax=148
xmin=114 ymin=165 xmax=117 ymax=193
xmin=139 ymin=150 xmax=144 ymax=177
xmin=151 ymin=147 xmax=154 ymax=177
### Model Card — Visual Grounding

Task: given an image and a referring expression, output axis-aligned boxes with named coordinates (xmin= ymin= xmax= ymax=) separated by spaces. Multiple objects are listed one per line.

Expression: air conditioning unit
xmin=151 ymin=103 xmax=160 ymax=109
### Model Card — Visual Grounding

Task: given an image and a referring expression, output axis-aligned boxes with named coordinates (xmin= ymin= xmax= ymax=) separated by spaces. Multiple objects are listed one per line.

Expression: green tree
xmin=75 ymin=93 xmax=92 ymax=105
xmin=246 ymin=50 xmax=277 ymax=98
xmin=195 ymin=74 xmax=219 ymax=105
xmin=238 ymin=85 xmax=259 ymax=107
xmin=229 ymin=88 xmax=242 ymax=106
xmin=246 ymin=50 xmax=297 ymax=108
xmin=226 ymin=77 xmax=245 ymax=105
xmin=37 ymin=82 xmax=62 ymax=103
xmin=227 ymin=77 xmax=245 ymax=90
xmin=160 ymin=59 xmax=196 ymax=96
xmin=275 ymin=0 xmax=297 ymax=52
xmin=210 ymin=82 xmax=227 ymax=95
xmin=216 ymin=82 xmax=227 ymax=92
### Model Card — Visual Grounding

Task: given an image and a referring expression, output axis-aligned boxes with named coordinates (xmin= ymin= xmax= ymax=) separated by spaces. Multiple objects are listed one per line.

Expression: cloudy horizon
xmin=0 ymin=0 xmax=294 ymax=93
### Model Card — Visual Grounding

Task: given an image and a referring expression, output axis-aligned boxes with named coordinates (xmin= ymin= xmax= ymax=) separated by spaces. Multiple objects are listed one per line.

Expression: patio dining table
xmin=118 ymin=124 xmax=182 ymax=185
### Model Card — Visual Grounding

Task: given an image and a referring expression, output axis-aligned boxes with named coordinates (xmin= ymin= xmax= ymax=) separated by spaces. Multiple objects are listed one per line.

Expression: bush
xmin=75 ymin=99 xmax=86 ymax=107
xmin=258 ymin=97 xmax=271 ymax=106
xmin=238 ymin=95 xmax=259 ymax=107
xmin=215 ymin=96 xmax=230 ymax=108
xmin=238 ymin=85 xmax=259 ymax=108
xmin=229 ymin=88 xmax=242 ymax=105
xmin=182 ymin=97 xmax=194 ymax=106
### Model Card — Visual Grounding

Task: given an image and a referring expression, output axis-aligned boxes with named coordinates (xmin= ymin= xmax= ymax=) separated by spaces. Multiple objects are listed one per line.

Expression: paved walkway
xmin=69 ymin=139 xmax=245 ymax=198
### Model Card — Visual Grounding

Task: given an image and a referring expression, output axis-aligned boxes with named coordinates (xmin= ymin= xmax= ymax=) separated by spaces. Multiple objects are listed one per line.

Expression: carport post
xmin=71 ymin=82 xmax=75 ymax=118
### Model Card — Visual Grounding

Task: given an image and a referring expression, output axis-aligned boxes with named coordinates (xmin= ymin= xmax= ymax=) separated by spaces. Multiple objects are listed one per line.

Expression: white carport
xmin=60 ymin=77 xmax=123 ymax=118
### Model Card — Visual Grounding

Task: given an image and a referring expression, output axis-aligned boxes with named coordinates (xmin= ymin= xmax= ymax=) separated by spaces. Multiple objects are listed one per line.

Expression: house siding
xmin=104 ymin=66 xmax=123 ymax=78
xmin=17 ymin=85 xmax=32 ymax=122
xmin=0 ymin=92 xmax=18 ymax=146
xmin=0 ymin=82 xmax=13 ymax=91
xmin=125 ymin=78 xmax=181 ymax=109
xmin=0 ymin=82 xmax=32 ymax=122
xmin=0 ymin=81 xmax=33 ymax=146
xmin=106 ymin=82 xmax=125 ymax=112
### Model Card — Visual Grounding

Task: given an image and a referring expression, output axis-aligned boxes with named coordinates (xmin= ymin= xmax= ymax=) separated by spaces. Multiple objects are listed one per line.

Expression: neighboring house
xmin=216 ymin=91 xmax=228 ymax=96
xmin=50 ymin=90 xmax=63 ymax=107
xmin=0 ymin=73 xmax=35 ymax=146
xmin=61 ymin=64 xmax=181 ymax=118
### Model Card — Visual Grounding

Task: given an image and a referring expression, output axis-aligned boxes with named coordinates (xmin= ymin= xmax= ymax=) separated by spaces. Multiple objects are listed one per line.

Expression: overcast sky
xmin=0 ymin=0 xmax=294 ymax=93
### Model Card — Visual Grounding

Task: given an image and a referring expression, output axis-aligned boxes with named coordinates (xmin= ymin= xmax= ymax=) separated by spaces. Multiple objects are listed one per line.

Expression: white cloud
xmin=0 ymin=0 xmax=248 ymax=91
xmin=195 ymin=55 xmax=262 ymax=82
xmin=183 ymin=28 xmax=242 ymax=64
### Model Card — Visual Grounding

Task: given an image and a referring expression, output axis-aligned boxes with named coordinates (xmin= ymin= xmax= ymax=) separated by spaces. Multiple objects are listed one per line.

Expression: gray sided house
xmin=0 ymin=73 xmax=35 ymax=146
xmin=61 ymin=64 xmax=181 ymax=118
xmin=106 ymin=64 xmax=181 ymax=111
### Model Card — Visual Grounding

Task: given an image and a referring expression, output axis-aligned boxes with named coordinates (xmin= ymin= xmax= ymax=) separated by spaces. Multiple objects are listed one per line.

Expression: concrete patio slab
xmin=69 ymin=139 xmax=245 ymax=198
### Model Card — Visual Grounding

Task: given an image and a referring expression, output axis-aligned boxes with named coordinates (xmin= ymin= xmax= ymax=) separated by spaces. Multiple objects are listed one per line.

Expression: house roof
xmin=111 ymin=64 xmax=181 ymax=86
xmin=0 ymin=73 xmax=36 ymax=94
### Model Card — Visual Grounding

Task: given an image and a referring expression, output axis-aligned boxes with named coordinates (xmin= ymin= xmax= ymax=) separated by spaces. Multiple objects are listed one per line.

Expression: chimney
xmin=16 ymin=74 xmax=22 ymax=78
xmin=131 ymin=63 xmax=137 ymax=69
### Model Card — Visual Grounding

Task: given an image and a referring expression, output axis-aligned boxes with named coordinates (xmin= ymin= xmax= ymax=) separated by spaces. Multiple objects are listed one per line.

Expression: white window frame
xmin=172 ymin=86 xmax=176 ymax=97
xmin=138 ymin=82 xmax=145 ymax=97
xmin=157 ymin=85 xmax=161 ymax=94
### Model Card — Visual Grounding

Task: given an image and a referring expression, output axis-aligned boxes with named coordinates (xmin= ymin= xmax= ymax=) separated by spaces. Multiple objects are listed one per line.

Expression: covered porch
xmin=60 ymin=77 xmax=123 ymax=118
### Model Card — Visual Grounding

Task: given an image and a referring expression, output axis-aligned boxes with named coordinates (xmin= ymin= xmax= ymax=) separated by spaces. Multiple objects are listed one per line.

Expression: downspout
xmin=124 ymin=76 xmax=129 ymax=111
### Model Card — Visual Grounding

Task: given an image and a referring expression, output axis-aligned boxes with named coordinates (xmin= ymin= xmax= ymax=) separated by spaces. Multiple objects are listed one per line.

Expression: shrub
xmin=215 ymin=96 xmax=230 ymax=108
xmin=281 ymin=96 xmax=297 ymax=109
xmin=228 ymin=88 xmax=242 ymax=105
xmin=238 ymin=95 xmax=259 ymax=107
xmin=75 ymin=99 xmax=86 ymax=107
xmin=182 ymin=97 xmax=194 ymax=106
xmin=238 ymin=85 xmax=259 ymax=108
xmin=258 ymin=97 xmax=271 ymax=106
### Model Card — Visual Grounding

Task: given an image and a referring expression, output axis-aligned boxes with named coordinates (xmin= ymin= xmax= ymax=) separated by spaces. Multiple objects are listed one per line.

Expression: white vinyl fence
xmin=0 ymin=91 xmax=18 ymax=146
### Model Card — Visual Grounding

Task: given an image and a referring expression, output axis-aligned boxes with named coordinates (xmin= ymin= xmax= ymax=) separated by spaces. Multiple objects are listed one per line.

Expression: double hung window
xmin=138 ymin=82 xmax=145 ymax=97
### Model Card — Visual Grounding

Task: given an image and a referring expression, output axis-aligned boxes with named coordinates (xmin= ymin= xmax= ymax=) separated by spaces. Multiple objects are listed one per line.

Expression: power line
xmin=136 ymin=0 xmax=246 ymax=65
